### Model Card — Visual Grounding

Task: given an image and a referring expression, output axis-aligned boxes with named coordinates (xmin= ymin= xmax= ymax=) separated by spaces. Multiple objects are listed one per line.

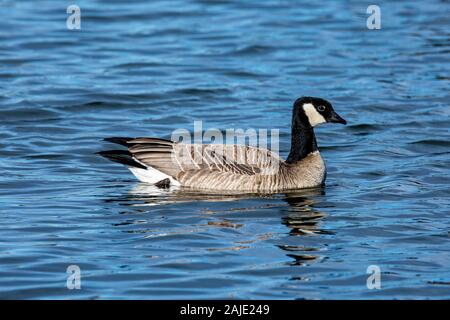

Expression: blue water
xmin=0 ymin=0 xmax=449 ymax=299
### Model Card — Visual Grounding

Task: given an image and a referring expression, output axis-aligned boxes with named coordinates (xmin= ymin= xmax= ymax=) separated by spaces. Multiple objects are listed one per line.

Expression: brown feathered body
xmin=100 ymin=137 xmax=326 ymax=192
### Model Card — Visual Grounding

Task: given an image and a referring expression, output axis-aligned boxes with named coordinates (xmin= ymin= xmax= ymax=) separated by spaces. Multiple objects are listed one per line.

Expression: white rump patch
xmin=128 ymin=166 xmax=181 ymax=186
xmin=303 ymin=103 xmax=326 ymax=127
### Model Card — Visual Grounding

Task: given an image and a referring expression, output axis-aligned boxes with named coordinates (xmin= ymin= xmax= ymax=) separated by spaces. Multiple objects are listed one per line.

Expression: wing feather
xmin=125 ymin=138 xmax=282 ymax=181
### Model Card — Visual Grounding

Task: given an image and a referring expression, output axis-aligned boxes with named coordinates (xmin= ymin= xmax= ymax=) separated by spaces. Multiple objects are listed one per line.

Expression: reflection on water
xmin=108 ymin=184 xmax=328 ymax=267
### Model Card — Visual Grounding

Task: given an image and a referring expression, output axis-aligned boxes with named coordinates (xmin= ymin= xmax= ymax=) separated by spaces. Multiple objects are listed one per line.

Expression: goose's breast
xmin=288 ymin=152 xmax=326 ymax=188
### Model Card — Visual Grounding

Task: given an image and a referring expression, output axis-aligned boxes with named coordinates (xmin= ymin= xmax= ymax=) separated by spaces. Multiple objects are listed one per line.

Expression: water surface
xmin=0 ymin=0 xmax=449 ymax=299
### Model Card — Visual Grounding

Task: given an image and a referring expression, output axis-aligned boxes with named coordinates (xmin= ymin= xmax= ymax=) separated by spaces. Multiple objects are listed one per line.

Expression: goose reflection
xmin=106 ymin=183 xmax=329 ymax=266
xmin=279 ymin=192 xmax=331 ymax=266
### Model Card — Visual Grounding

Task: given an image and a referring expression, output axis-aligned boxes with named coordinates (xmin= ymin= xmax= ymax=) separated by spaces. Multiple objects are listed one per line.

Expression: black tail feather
xmin=97 ymin=150 xmax=147 ymax=169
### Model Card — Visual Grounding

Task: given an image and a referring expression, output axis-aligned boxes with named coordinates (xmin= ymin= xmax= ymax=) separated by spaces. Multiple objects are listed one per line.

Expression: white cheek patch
xmin=303 ymin=103 xmax=326 ymax=127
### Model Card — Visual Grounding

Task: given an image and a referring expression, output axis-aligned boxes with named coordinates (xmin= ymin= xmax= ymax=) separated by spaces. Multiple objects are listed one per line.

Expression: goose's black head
xmin=293 ymin=96 xmax=347 ymax=129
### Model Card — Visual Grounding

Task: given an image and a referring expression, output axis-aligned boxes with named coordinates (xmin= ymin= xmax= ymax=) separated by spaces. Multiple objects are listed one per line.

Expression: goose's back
xmin=174 ymin=143 xmax=281 ymax=190
xmin=126 ymin=139 xmax=325 ymax=191
xmin=176 ymin=148 xmax=326 ymax=192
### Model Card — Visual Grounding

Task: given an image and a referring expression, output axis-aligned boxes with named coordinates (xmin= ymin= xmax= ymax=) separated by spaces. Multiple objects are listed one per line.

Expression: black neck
xmin=286 ymin=107 xmax=318 ymax=163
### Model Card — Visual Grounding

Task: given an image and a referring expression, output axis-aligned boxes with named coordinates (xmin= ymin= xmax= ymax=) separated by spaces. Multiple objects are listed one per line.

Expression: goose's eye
xmin=317 ymin=105 xmax=326 ymax=112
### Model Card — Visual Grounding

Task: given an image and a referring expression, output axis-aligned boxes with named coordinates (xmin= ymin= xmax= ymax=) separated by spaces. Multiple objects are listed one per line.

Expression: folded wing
xmin=119 ymin=137 xmax=281 ymax=180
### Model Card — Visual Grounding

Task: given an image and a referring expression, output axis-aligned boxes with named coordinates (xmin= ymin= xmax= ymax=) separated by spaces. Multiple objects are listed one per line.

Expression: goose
xmin=99 ymin=96 xmax=346 ymax=192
